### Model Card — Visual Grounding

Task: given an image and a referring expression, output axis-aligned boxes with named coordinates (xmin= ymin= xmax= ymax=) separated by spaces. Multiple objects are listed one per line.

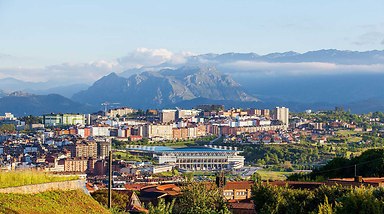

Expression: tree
xmin=19 ymin=115 xmax=42 ymax=124
xmin=183 ymin=172 xmax=194 ymax=182
xmin=252 ymin=182 xmax=284 ymax=214
xmin=335 ymin=187 xmax=384 ymax=214
xmin=282 ymin=161 xmax=293 ymax=171
xmin=317 ymin=196 xmax=333 ymax=214
xmin=148 ymin=198 xmax=175 ymax=214
xmin=91 ymin=190 xmax=129 ymax=211
xmin=173 ymin=182 xmax=230 ymax=214
xmin=251 ymin=172 xmax=262 ymax=183
xmin=0 ymin=124 xmax=16 ymax=133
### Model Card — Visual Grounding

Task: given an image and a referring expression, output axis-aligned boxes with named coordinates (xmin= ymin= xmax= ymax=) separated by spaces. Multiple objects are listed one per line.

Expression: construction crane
xmin=101 ymin=102 xmax=120 ymax=116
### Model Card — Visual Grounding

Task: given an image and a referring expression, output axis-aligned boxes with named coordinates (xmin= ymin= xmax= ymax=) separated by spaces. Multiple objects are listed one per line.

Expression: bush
xmin=173 ymin=182 xmax=230 ymax=214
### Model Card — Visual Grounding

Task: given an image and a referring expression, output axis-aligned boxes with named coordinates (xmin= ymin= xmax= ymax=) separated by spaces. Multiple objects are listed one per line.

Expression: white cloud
xmin=0 ymin=48 xmax=195 ymax=84
xmin=117 ymin=48 xmax=193 ymax=68
xmin=45 ymin=60 xmax=122 ymax=83
xmin=0 ymin=60 xmax=122 ymax=84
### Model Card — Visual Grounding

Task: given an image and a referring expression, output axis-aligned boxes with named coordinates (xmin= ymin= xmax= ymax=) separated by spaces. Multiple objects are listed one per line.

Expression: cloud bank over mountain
xmin=221 ymin=61 xmax=384 ymax=77
xmin=117 ymin=48 xmax=193 ymax=68
xmin=0 ymin=48 xmax=194 ymax=84
xmin=0 ymin=60 xmax=121 ymax=84
xmin=1 ymin=48 xmax=384 ymax=85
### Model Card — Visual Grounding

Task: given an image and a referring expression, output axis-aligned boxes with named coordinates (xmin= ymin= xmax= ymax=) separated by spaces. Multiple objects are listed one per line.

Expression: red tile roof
xmin=224 ymin=181 xmax=254 ymax=190
xmin=229 ymin=202 xmax=255 ymax=210
xmin=124 ymin=183 xmax=148 ymax=191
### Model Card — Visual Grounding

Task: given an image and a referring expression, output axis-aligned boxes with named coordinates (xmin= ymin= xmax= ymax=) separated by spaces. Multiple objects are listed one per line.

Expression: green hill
xmin=0 ymin=171 xmax=78 ymax=188
xmin=0 ymin=190 xmax=110 ymax=214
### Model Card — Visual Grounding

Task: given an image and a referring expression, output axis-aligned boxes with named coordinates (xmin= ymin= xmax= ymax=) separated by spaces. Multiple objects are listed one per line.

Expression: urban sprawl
xmin=3 ymin=105 xmax=384 ymax=212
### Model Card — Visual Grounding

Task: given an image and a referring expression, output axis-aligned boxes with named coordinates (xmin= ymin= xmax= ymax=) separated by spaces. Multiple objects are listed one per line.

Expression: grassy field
xmin=113 ymin=151 xmax=154 ymax=163
xmin=113 ymin=151 xmax=142 ymax=162
xmin=336 ymin=130 xmax=359 ymax=136
xmin=333 ymin=130 xmax=363 ymax=143
xmin=256 ymin=170 xmax=294 ymax=181
xmin=0 ymin=190 xmax=110 ymax=214
xmin=0 ymin=171 xmax=78 ymax=188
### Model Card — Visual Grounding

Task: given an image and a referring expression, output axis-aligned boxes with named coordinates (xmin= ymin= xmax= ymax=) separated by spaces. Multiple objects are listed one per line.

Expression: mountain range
xmin=0 ymin=78 xmax=89 ymax=98
xmin=189 ymin=49 xmax=384 ymax=64
xmin=72 ymin=66 xmax=256 ymax=108
xmin=0 ymin=93 xmax=93 ymax=116
xmin=1 ymin=49 xmax=384 ymax=115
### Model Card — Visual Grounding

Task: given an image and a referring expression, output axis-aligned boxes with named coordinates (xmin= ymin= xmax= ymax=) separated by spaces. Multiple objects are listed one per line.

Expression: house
xmin=262 ymin=136 xmax=271 ymax=144
xmin=223 ymin=181 xmax=253 ymax=201
xmin=126 ymin=191 xmax=148 ymax=213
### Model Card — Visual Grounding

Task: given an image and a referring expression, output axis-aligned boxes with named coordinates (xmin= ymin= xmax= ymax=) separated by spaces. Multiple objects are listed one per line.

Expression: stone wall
xmin=0 ymin=180 xmax=87 ymax=194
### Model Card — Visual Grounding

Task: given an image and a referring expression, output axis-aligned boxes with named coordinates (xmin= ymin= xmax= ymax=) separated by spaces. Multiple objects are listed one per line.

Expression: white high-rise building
xmin=275 ymin=107 xmax=289 ymax=125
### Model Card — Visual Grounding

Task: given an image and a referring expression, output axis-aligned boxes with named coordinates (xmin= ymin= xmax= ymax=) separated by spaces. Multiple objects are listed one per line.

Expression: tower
xmin=275 ymin=107 xmax=289 ymax=125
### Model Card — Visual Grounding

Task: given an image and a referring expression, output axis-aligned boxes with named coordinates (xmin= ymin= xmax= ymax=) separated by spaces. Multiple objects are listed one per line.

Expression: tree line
xmin=289 ymin=149 xmax=384 ymax=181
xmin=252 ymin=182 xmax=384 ymax=214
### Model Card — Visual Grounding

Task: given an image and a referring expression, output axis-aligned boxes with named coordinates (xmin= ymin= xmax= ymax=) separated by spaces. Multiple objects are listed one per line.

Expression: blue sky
xmin=0 ymin=0 xmax=383 ymax=82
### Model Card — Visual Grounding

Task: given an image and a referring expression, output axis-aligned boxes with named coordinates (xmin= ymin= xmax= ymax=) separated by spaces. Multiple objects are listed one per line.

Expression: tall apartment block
xmin=275 ymin=107 xmax=289 ymax=125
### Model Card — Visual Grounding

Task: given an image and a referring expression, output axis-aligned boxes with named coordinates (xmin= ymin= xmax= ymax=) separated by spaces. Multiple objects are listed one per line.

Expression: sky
xmin=0 ymin=0 xmax=384 ymax=83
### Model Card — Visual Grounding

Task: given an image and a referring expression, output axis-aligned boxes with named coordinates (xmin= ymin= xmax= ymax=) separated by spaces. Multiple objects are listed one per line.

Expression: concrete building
xmin=246 ymin=109 xmax=262 ymax=116
xmin=97 ymin=141 xmax=110 ymax=159
xmin=58 ymin=158 xmax=95 ymax=172
xmin=65 ymin=141 xmax=97 ymax=159
xmin=107 ymin=107 xmax=136 ymax=117
xmin=143 ymin=124 xmax=173 ymax=140
xmin=172 ymin=127 xmax=189 ymax=140
xmin=151 ymin=164 xmax=173 ymax=174
xmin=160 ymin=110 xmax=177 ymax=123
xmin=91 ymin=126 xmax=110 ymax=137
xmin=0 ymin=113 xmax=22 ymax=126
xmin=177 ymin=109 xmax=200 ymax=119
xmin=261 ymin=109 xmax=270 ymax=117
xmin=43 ymin=114 xmax=85 ymax=126
xmin=156 ymin=147 xmax=244 ymax=171
xmin=275 ymin=107 xmax=289 ymax=125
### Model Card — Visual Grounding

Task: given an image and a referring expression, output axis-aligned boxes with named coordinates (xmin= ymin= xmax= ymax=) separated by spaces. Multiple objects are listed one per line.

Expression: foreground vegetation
xmin=92 ymin=182 xmax=230 ymax=214
xmin=91 ymin=190 xmax=130 ymax=213
xmin=0 ymin=190 xmax=109 ymax=214
xmin=0 ymin=171 xmax=78 ymax=188
xmin=253 ymin=182 xmax=384 ymax=214
xmin=289 ymin=149 xmax=384 ymax=181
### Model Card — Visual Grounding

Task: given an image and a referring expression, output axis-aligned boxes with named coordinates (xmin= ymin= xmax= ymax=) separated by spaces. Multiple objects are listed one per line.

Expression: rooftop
xmin=127 ymin=146 xmax=237 ymax=153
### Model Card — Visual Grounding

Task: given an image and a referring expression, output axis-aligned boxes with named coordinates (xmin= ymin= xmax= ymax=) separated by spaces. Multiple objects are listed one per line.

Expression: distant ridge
xmin=0 ymin=93 xmax=95 ymax=116
xmin=191 ymin=49 xmax=384 ymax=64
